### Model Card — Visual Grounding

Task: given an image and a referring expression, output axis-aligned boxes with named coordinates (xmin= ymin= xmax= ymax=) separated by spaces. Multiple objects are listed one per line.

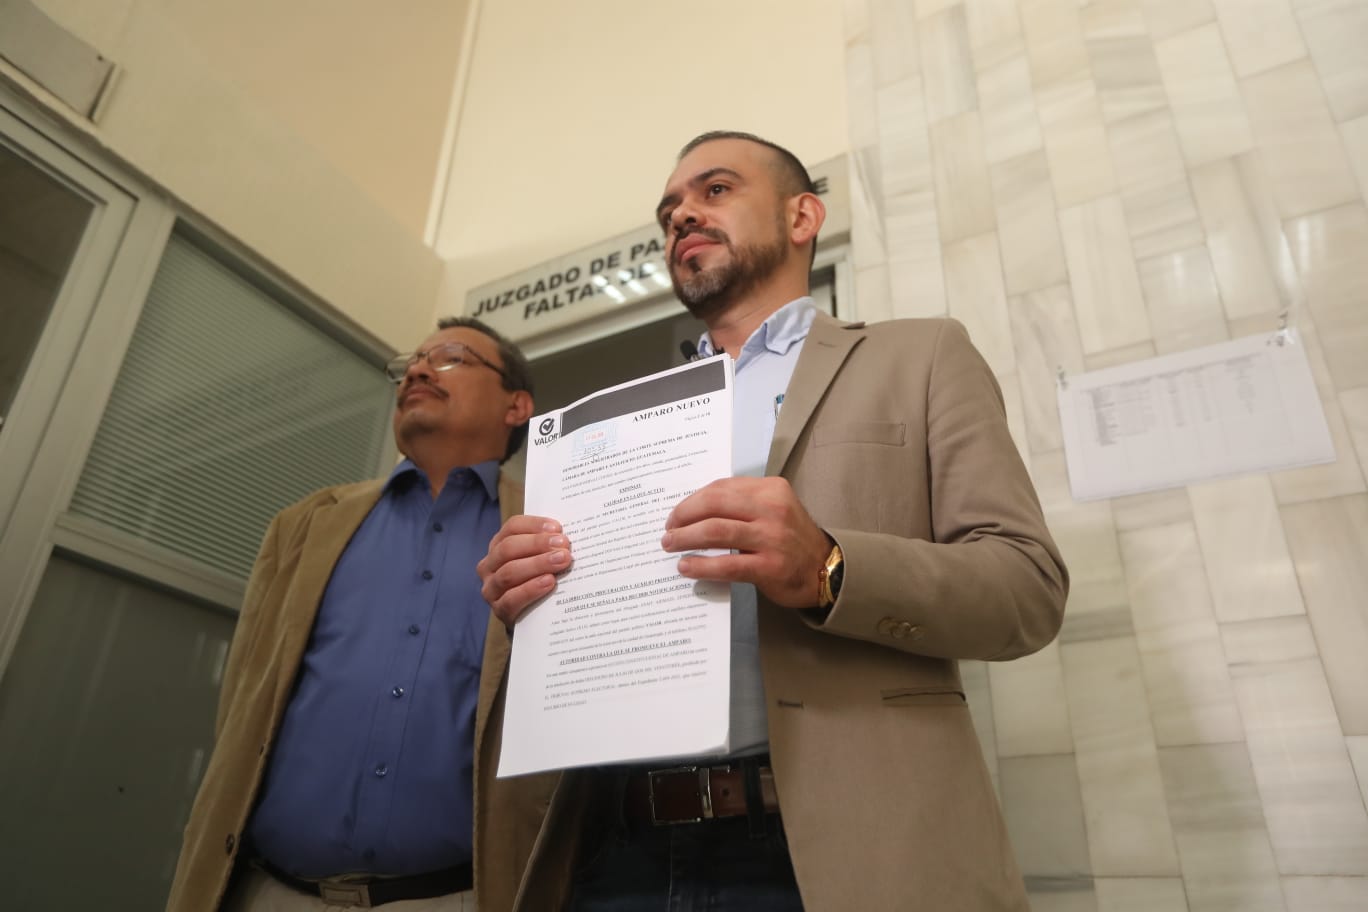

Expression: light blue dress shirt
xmin=697 ymin=296 xmax=817 ymax=757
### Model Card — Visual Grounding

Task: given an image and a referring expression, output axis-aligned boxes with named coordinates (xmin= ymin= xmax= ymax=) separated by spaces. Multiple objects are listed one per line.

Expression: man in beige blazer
xmin=167 ymin=317 xmax=555 ymax=911
xmin=475 ymin=133 xmax=1069 ymax=910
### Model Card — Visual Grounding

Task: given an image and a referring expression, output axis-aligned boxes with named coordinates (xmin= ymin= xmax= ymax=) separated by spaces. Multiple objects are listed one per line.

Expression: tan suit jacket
xmin=474 ymin=314 xmax=1068 ymax=911
xmin=165 ymin=471 xmax=546 ymax=912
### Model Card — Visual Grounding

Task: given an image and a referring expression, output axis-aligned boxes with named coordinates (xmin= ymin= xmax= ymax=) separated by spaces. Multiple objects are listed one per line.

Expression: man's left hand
xmin=661 ymin=477 xmax=832 ymax=609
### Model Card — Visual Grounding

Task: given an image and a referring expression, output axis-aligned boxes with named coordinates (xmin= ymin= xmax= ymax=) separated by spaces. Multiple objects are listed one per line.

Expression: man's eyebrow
xmin=655 ymin=167 xmax=745 ymax=225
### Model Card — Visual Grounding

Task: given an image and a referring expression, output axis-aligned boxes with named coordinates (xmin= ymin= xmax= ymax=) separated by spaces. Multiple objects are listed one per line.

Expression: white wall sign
xmin=464 ymin=155 xmax=849 ymax=343
xmin=1057 ymin=330 xmax=1336 ymax=501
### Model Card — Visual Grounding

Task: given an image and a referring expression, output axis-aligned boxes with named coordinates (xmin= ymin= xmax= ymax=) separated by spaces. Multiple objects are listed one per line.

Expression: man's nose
xmin=669 ymin=199 xmax=702 ymax=233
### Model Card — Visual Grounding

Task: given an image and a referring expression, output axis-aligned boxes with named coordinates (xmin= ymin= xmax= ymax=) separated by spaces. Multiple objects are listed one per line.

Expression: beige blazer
xmin=474 ymin=314 xmax=1069 ymax=911
xmin=165 ymin=471 xmax=542 ymax=912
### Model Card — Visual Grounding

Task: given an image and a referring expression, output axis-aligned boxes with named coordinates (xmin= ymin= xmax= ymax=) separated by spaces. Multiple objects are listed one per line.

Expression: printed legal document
xmin=498 ymin=356 xmax=734 ymax=777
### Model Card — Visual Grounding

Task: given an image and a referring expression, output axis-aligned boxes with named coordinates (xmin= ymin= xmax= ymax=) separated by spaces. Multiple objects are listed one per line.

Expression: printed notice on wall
xmin=498 ymin=356 xmax=734 ymax=777
xmin=1058 ymin=331 xmax=1335 ymax=502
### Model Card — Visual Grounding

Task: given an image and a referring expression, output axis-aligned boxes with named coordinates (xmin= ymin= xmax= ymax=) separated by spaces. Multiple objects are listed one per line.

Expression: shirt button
xmin=421 ymin=570 xmax=433 ymax=581
xmin=408 ymin=624 xmax=420 ymax=636
xmin=392 ymin=686 xmax=405 ymax=698
xmin=433 ymin=522 xmax=444 ymax=532
xmin=374 ymin=763 xmax=388 ymax=778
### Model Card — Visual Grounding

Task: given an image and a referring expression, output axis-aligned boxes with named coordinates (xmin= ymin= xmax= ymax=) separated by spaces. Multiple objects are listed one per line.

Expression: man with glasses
xmin=167 ymin=317 xmax=555 ymax=911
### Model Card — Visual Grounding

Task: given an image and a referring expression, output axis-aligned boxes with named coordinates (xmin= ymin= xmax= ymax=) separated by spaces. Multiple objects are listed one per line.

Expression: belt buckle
xmin=318 ymin=881 xmax=372 ymax=908
xmin=646 ymin=765 xmax=715 ymax=826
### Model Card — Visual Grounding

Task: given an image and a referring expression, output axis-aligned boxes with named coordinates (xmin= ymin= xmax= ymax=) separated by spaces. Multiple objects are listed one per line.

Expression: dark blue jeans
xmin=567 ymin=814 xmax=804 ymax=912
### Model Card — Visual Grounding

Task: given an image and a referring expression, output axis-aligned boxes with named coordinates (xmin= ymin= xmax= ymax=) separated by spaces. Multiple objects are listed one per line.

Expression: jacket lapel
xmin=766 ymin=312 xmax=866 ymax=477
xmin=477 ymin=470 xmax=525 ymax=754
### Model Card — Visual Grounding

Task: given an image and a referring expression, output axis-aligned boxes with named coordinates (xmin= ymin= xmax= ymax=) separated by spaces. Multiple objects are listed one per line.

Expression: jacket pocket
xmin=812 ymin=421 xmax=907 ymax=447
xmin=880 ymin=687 xmax=966 ymax=706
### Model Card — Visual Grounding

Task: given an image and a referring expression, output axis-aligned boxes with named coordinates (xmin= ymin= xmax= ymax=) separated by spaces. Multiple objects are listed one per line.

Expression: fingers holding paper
xmin=661 ymin=477 xmax=832 ymax=610
xmin=478 ymin=514 xmax=573 ymax=625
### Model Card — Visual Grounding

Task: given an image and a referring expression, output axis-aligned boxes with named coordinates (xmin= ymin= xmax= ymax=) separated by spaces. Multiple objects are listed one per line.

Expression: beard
xmin=669 ymin=222 xmax=788 ymax=321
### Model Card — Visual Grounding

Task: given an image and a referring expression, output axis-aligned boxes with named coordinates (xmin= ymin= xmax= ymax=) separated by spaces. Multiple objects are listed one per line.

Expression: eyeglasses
xmin=384 ymin=341 xmax=508 ymax=384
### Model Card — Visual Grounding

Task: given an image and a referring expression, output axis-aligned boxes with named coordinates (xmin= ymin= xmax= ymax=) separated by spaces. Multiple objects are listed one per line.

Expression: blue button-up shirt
xmin=698 ymin=296 xmax=816 ymax=757
xmin=247 ymin=459 xmax=501 ymax=878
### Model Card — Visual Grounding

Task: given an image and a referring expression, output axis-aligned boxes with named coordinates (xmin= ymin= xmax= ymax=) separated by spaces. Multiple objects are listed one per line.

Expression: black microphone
xmin=679 ymin=340 xmax=700 ymax=362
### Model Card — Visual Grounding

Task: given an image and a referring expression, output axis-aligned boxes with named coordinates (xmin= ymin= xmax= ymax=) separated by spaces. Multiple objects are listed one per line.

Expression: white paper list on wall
xmin=1057 ymin=330 xmax=1335 ymax=502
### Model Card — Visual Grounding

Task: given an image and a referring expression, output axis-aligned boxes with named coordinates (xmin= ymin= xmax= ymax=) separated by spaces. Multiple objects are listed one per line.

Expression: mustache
xmin=397 ymin=379 xmax=446 ymax=403
xmin=672 ymin=226 xmax=729 ymax=264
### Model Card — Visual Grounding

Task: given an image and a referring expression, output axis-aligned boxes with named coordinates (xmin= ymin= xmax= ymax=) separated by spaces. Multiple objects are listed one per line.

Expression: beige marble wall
xmin=843 ymin=0 xmax=1368 ymax=906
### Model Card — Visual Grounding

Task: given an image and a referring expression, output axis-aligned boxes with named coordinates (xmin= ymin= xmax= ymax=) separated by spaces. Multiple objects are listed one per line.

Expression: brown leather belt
xmin=623 ymin=762 xmax=780 ymax=825
xmin=257 ymin=858 xmax=471 ymax=908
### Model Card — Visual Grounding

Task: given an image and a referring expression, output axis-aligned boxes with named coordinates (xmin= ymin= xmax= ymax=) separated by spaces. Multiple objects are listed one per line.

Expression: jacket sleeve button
xmin=225 ymin=833 xmax=236 ymax=855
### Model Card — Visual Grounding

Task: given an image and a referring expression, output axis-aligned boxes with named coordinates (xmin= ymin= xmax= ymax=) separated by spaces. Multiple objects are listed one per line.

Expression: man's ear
xmin=506 ymin=389 xmax=535 ymax=427
xmin=789 ymin=192 xmax=826 ymax=249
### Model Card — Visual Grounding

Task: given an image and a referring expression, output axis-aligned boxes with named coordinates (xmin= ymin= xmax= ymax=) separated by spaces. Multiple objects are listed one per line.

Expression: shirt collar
xmin=386 ymin=458 xmax=501 ymax=501
xmin=697 ymin=296 xmax=817 ymax=358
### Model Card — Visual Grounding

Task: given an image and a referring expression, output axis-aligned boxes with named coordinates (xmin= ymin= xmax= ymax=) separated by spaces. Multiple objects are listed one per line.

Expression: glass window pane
xmin=0 ymin=143 xmax=93 ymax=430
xmin=0 ymin=553 xmax=235 ymax=911
xmin=68 ymin=234 xmax=395 ymax=580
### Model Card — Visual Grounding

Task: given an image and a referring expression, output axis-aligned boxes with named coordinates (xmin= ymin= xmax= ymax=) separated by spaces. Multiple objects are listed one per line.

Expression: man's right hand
xmin=477 ymin=515 xmax=572 ymax=626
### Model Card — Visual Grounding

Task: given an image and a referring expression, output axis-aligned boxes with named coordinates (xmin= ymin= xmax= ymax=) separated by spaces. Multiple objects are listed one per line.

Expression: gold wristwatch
xmin=817 ymin=542 xmax=844 ymax=609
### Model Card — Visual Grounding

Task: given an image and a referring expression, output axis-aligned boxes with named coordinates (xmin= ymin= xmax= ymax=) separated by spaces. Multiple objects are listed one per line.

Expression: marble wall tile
xmin=1190 ymin=156 xmax=1299 ymax=320
xmin=877 ymin=77 xmax=933 ymax=197
xmin=1111 ymin=488 xmax=1192 ymax=532
xmin=1062 ymin=636 xmax=1181 ymax=875
xmin=1029 ymin=883 xmax=1101 ymax=912
xmin=919 ymin=3 xmax=979 ymax=124
xmin=884 ymin=190 xmax=947 ymax=315
xmin=1084 ymin=340 xmax=1155 ymax=372
xmin=978 ymin=54 xmax=1044 ymax=164
xmin=871 ymin=0 xmax=921 ymax=87
xmin=991 ymin=150 xmax=1069 ymax=295
xmin=1094 ymin=877 xmax=1190 ymax=912
xmin=1281 ymin=495 xmax=1368 ymax=736
xmin=847 ymin=39 xmax=880 ymax=151
xmin=1140 ymin=0 xmax=1214 ymax=39
xmin=1020 ymin=0 xmax=1090 ymax=90
xmin=1231 ymin=656 xmax=1368 ymax=874
xmin=1285 ymin=203 xmax=1368 ymax=391
xmin=1122 ymin=523 xmax=1244 ymax=747
xmin=1281 ymin=877 xmax=1368 ymax=912
xmin=1241 ymin=60 xmax=1361 ymax=220
xmin=966 ymin=0 xmax=1026 ymax=72
xmin=1341 ymin=115 xmax=1368 ymax=201
xmin=1007 ymin=284 xmax=1081 ymax=453
xmin=1060 ymin=608 xmax=1136 ymax=644
xmin=914 ymin=0 xmax=962 ymax=18
xmin=990 ymin=640 xmax=1075 ymax=756
xmin=1032 ymin=450 xmax=1130 ymax=615
xmin=1294 ymin=0 xmax=1368 ymax=123
xmin=853 ymin=264 xmax=893 ymax=323
xmin=1083 ymin=6 xmax=1166 ymax=124
xmin=1137 ymin=248 xmax=1229 ymax=354
xmin=1340 ymin=387 xmax=1368 ymax=483
xmin=1348 ymin=735 xmax=1368 ymax=810
xmin=1155 ymin=25 xmax=1254 ymax=168
xmin=1058 ymin=195 xmax=1152 ymax=353
xmin=842 ymin=0 xmax=870 ymax=41
xmin=1109 ymin=110 xmax=1204 ymax=260
xmin=1000 ymin=753 xmax=1092 ymax=876
xmin=1211 ymin=0 xmax=1307 ymax=78
xmin=996 ymin=370 xmax=1033 ymax=472
xmin=1158 ymin=743 xmax=1286 ymax=911
xmin=888 ymin=259 xmax=948 ymax=318
xmin=848 ymin=149 xmax=887 ymax=269
xmin=930 ymin=111 xmax=997 ymax=242
xmin=1189 ymin=475 xmax=1305 ymax=623
xmin=1220 ymin=616 xmax=1319 ymax=668
xmin=944 ymin=231 xmax=1015 ymax=375
xmin=1039 ymin=79 xmax=1120 ymax=208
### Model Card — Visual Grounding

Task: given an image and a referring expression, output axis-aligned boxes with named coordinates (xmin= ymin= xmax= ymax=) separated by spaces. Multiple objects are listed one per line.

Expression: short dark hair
xmin=678 ymin=130 xmax=816 ymax=197
xmin=436 ymin=315 xmax=534 ymax=462
xmin=677 ymin=131 xmax=819 ymax=266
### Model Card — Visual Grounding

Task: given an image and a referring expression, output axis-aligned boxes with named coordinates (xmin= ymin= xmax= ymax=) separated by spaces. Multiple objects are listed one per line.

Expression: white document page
xmin=498 ymin=356 xmax=734 ymax=777
xmin=1058 ymin=330 xmax=1335 ymax=501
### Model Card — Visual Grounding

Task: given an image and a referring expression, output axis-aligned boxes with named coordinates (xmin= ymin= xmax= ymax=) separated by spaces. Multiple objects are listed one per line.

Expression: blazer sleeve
xmin=807 ymin=319 xmax=1068 ymax=661
xmin=214 ymin=512 xmax=283 ymax=737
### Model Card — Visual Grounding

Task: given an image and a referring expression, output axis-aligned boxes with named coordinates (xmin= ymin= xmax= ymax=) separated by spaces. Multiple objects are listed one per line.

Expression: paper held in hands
xmin=497 ymin=356 xmax=735 ymax=778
